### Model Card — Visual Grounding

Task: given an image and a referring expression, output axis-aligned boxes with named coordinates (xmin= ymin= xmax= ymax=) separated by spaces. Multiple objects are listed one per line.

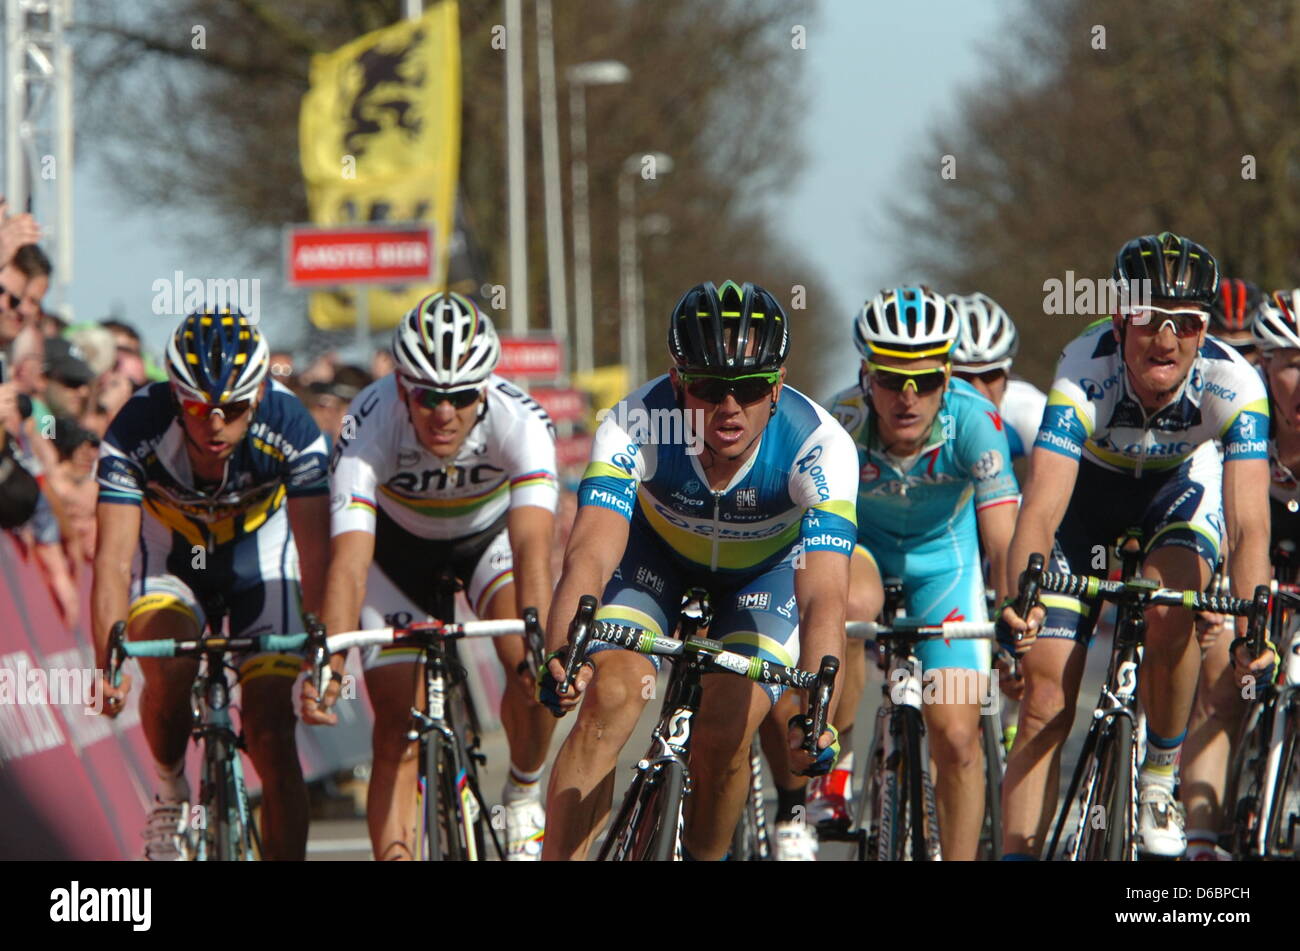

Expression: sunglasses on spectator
xmin=407 ymin=383 xmax=483 ymax=410
xmin=1121 ymin=305 xmax=1208 ymax=338
xmin=678 ymin=370 xmax=780 ymax=405
xmin=179 ymin=396 xmax=254 ymax=421
xmin=865 ymin=361 xmax=949 ymax=394
xmin=0 ymin=284 xmax=20 ymax=310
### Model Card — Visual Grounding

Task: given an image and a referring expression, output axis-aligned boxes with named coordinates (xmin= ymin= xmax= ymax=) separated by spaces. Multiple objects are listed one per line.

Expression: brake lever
xmin=559 ymin=595 xmax=597 ymax=698
xmin=803 ymin=655 xmax=839 ymax=754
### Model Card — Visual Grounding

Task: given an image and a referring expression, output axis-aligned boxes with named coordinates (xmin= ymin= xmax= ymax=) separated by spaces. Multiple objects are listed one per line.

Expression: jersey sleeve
xmin=955 ymin=398 xmax=1020 ymax=510
xmin=502 ymin=403 xmax=560 ymax=513
xmin=576 ymin=398 xmax=650 ymax=521
xmin=328 ymin=408 xmax=383 ymax=537
xmin=789 ymin=418 xmax=859 ymax=556
xmin=1034 ymin=373 xmax=1094 ymax=461
xmin=1219 ymin=372 xmax=1270 ymax=462
xmin=276 ymin=398 xmax=330 ymax=498
xmin=95 ymin=402 xmax=148 ymax=506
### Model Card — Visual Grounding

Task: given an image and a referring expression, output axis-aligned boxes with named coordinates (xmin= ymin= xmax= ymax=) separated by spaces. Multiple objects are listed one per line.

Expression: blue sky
xmin=61 ymin=0 xmax=1010 ymax=385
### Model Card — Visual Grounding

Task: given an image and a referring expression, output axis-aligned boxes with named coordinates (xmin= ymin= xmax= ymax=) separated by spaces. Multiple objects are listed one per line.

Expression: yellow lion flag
xmin=299 ymin=2 xmax=461 ymax=331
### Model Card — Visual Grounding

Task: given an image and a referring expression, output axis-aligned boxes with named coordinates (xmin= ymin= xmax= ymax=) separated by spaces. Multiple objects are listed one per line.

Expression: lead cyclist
xmin=538 ymin=280 xmax=855 ymax=861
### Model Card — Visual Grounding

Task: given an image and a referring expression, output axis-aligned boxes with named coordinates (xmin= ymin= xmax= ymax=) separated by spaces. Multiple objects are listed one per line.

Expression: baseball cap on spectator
xmin=44 ymin=337 xmax=95 ymax=386
xmin=66 ymin=324 xmax=117 ymax=376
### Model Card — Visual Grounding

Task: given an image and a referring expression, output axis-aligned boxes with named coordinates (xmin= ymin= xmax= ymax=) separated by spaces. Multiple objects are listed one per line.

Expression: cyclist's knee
xmin=1018 ymin=676 xmax=1072 ymax=739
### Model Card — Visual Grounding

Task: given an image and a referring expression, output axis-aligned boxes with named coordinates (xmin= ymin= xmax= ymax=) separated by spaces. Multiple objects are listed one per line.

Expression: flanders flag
xmin=299 ymin=2 xmax=460 ymax=331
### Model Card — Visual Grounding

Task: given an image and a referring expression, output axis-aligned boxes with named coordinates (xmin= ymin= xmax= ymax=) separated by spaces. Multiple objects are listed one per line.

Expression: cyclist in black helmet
xmin=998 ymin=233 xmax=1275 ymax=860
xmin=538 ymin=280 xmax=859 ymax=860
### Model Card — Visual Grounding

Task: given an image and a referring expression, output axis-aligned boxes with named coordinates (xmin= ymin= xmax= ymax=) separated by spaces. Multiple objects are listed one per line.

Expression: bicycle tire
xmin=601 ymin=765 xmax=675 ymax=861
xmin=980 ymin=713 xmax=1003 ymax=860
xmin=730 ymin=744 xmax=770 ymax=860
xmin=901 ymin=708 xmax=930 ymax=860
xmin=856 ymin=714 xmax=885 ymax=861
xmin=1224 ymin=696 xmax=1268 ymax=859
xmin=647 ymin=761 xmax=687 ymax=861
xmin=421 ymin=736 xmax=461 ymax=861
xmin=213 ymin=736 xmax=253 ymax=861
xmin=1104 ymin=720 xmax=1133 ymax=861
xmin=1266 ymin=697 xmax=1300 ymax=856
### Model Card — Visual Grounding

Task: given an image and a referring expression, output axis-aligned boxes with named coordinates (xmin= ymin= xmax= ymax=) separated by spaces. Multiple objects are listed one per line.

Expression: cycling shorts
xmin=855 ymin=537 xmax=991 ymax=673
xmin=1040 ymin=449 xmax=1222 ymax=644
xmin=360 ymin=511 xmax=514 ymax=670
xmin=589 ymin=524 xmax=804 ymax=706
xmin=129 ymin=505 xmax=303 ymax=682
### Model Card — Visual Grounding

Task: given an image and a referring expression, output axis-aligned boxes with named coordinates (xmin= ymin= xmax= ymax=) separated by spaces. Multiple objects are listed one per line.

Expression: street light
xmin=568 ymin=60 xmax=630 ymax=374
xmin=619 ymin=152 xmax=673 ymax=386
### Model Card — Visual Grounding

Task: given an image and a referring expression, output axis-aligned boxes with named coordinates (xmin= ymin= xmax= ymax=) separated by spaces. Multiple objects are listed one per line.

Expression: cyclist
xmin=1181 ymin=289 xmax=1300 ymax=860
xmin=92 ymin=309 xmax=331 ymax=861
xmin=538 ymin=280 xmax=856 ymax=861
xmin=1209 ymin=278 xmax=1265 ymax=365
xmin=303 ymin=293 xmax=559 ymax=861
xmin=798 ymin=286 xmax=1019 ymax=860
xmin=998 ymin=233 xmax=1274 ymax=860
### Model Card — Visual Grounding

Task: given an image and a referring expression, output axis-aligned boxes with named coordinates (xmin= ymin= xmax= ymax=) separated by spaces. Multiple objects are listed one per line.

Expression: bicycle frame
xmin=190 ymin=642 xmax=259 ymax=861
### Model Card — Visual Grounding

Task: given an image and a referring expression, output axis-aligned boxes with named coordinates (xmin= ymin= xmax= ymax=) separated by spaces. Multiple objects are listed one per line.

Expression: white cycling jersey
xmin=329 ymin=374 xmax=559 ymax=541
xmin=1000 ymin=377 xmax=1047 ymax=461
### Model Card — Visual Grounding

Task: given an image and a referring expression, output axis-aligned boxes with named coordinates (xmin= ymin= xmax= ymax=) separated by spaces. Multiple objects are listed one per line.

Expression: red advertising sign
xmin=531 ymin=387 xmax=587 ymax=424
xmin=285 ymin=224 xmax=434 ymax=286
xmin=498 ymin=336 xmax=564 ymax=380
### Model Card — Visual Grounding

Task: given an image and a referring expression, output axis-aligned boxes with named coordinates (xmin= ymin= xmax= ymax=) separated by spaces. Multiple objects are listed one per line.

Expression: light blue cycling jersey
xmin=826 ymin=376 xmax=1020 ymax=551
xmin=578 ymin=375 xmax=859 ymax=574
xmin=1035 ymin=319 xmax=1270 ymax=474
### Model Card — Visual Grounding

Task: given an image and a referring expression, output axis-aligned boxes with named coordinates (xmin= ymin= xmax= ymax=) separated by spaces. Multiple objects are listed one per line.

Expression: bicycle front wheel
xmin=421 ymin=736 xmax=461 ymax=861
xmin=601 ymin=763 xmax=685 ymax=861
xmin=1103 ymin=720 xmax=1134 ymax=862
xmin=980 ymin=713 xmax=1003 ymax=860
xmin=212 ymin=738 xmax=255 ymax=861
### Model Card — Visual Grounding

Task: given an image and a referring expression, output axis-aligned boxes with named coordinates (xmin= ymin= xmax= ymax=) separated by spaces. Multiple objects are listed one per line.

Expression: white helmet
xmin=1253 ymin=290 xmax=1300 ymax=352
xmin=853 ymin=285 xmax=957 ymax=360
xmin=392 ymin=292 xmax=501 ymax=387
xmin=948 ymin=292 xmax=1019 ymax=372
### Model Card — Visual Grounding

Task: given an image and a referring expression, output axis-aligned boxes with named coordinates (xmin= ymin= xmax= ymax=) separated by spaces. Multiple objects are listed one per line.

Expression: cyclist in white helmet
xmin=303 ymin=292 xmax=560 ymax=860
xmin=948 ymin=293 xmax=1047 ymax=464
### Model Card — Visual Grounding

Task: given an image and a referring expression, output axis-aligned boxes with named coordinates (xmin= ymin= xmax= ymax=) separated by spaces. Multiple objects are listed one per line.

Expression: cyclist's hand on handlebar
xmin=299 ymin=661 xmax=345 ymax=726
xmin=98 ymin=670 xmax=131 ymax=718
xmin=996 ymin=603 xmax=1044 ymax=655
xmin=786 ymin=717 xmax=839 ymax=777
xmin=1230 ymin=637 xmax=1277 ymax=691
xmin=537 ymin=648 xmax=594 ymax=716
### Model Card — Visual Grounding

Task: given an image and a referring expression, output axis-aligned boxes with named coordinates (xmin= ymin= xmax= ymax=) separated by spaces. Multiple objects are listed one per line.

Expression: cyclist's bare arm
xmin=287 ymin=493 xmax=330 ymax=618
xmin=303 ymin=528 xmax=375 ymax=725
xmin=1004 ymin=446 xmax=1080 ymax=645
xmin=91 ymin=500 xmax=141 ymax=716
xmin=508 ymin=504 xmax=556 ymax=628
xmin=1222 ymin=456 xmax=1273 ymax=670
xmin=976 ymin=498 xmax=1018 ymax=603
xmin=543 ymin=504 xmax=630 ymax=705
xmin=793 ymin=548 xmax=848 ymax=716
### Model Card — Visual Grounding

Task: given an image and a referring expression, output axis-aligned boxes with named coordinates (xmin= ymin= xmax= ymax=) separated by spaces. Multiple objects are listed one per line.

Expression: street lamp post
xmin=619 ymin=152 xmax=672 ymax=386
xmin=567 ymin=60 xmax=630 ymax=374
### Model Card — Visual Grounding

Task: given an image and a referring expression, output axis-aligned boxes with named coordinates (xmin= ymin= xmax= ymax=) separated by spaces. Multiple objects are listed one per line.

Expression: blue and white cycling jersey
xmin=578 ymin=375 xmax=859 ymax=574
xmin=1001 ymin=378 xmax=1048 ymax=461
xmin=1035 ymin=319 xmax=1270 ymax=475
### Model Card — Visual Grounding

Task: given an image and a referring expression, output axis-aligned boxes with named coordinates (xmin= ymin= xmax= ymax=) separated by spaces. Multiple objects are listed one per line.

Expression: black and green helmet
xmin=667 ymin=280 xmax=789 ymax=372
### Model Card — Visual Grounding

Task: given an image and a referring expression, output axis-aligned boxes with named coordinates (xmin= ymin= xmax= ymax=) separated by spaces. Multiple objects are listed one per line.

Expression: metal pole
xmin=56 ymin=0 xmax=73 ymax=299
xmin=630 ymin=199 xmax=644 ymax=385
xmin=505 ymin=0 xmax=527 ymax=334
xmin=403 ymin=0 xmax=423 ymax=18
xmin=569 ymin=83 xmax=592 ymax=373
xmin=535 ymin=0 xmax=568 ymax=346
xmin=355 ymin=286 xmax=369 ymax=360
xmin=618 ymin=173 xmax=635 ymax=379
xmin=5 ymin=0 xmax=24 ymax=207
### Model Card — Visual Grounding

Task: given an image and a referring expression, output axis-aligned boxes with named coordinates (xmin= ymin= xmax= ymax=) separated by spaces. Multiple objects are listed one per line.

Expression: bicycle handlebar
xmin=845 ymin=620 xmax=997 ymax=641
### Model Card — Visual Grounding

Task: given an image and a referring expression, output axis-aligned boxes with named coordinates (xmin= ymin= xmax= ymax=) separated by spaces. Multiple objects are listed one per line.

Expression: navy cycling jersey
xmin=97 ymin=380 xmax=329 ymax=549
xmin=578 ymin=375 xmax=858 ymax=573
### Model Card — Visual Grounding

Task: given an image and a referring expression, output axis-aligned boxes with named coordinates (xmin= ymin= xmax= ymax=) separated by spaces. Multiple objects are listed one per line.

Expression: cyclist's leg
xmin=541 ymin=529 xmax=681 ymax=860
xmin=910 ymin=543 xmax=990 ymax=860
xmin=232 ymin=573 xmax=310 ymax=861
xmin=689 ymin=553 xmax=802 ymax=860
xmin=127 ymin=576 xmax=203 ymax=797
xmin=359 ymin=561 xmax=430 ymax=860
xmin=467 ymin=530 xmax=557 ymax=801
xmin=1001 ymin=506 xmax=1106 ymax=857
xmin=1181 ymin=622 xmax=1242 ymax=858
xmin=1135 ymin=452 xmax=1221 ymax=854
